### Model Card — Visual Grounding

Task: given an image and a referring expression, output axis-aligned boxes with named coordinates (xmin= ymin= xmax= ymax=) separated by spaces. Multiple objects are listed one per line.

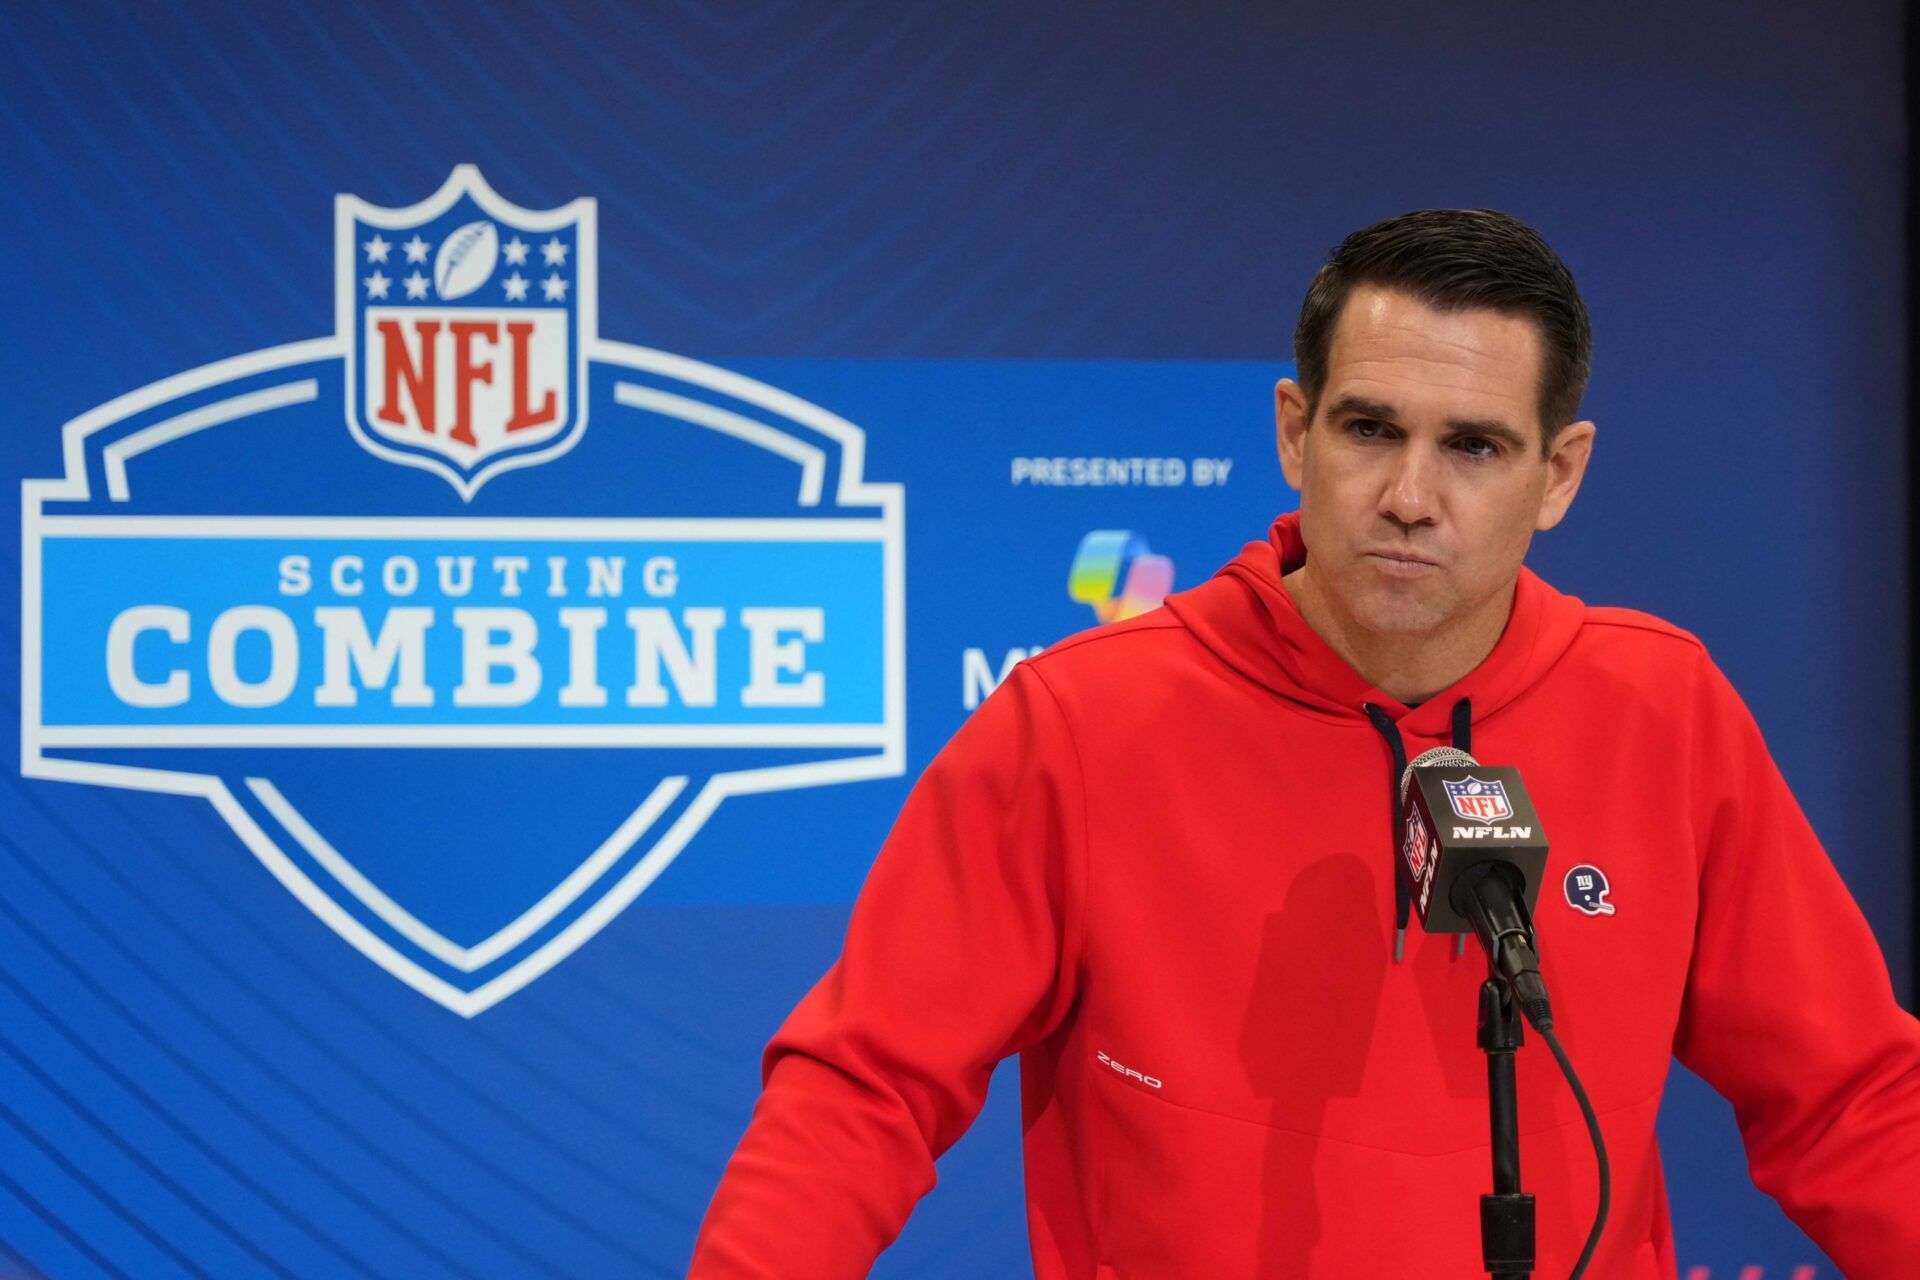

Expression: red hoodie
xmin=690 ymin=512 xmax=1920 ymax=1278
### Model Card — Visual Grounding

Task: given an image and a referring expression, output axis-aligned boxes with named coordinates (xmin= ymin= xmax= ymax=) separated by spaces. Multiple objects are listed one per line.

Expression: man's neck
xmin=1281 ymin=562 xmax=1515 ymax=706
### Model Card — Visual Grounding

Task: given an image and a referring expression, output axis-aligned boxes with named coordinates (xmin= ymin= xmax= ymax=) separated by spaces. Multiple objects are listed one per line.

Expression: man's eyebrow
xmin=1323 ymin=394 xmax=1529 ymax=451
xmin=1324 ymin=394 xmax=1398 ymax=422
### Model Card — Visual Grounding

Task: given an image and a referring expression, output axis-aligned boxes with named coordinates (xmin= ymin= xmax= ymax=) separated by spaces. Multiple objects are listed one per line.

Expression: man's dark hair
xmin=1292 ymin=209 xmax=1592 ymax=450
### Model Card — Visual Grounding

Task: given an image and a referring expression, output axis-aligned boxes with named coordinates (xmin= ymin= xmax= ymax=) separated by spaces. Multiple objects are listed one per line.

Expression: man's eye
xmin=1454 ymin=436 xmax=1498 ymax=459
xmin=1349 ymin=418 xmax=1387 ymax=439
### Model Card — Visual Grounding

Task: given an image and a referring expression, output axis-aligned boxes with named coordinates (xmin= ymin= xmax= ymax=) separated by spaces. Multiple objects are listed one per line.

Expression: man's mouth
xmin=1364 ymin=550 xmax=1440 ymax=575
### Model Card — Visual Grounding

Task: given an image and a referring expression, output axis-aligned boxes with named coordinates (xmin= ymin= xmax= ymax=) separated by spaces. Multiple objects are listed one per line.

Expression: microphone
xmin=1399 ymin=748 xmax=1612 ymax=1279
xmin=1397 ymin=746 xmax=1555 ymax=1030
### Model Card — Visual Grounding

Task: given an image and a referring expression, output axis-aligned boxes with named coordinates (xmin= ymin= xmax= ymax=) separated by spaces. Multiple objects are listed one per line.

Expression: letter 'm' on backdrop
xmin=0 ymin=5 xmax=1904 ymax=1277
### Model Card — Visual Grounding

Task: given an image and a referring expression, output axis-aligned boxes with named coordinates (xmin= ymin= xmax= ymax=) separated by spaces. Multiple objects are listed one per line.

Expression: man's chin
xmin=1347 ymin=590 xmax=1452 ymax=638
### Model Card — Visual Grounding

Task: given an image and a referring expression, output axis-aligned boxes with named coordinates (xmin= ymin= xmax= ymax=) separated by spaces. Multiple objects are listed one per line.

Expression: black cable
xmin=1537 ymin=1024 xmax=1609 ymax=1280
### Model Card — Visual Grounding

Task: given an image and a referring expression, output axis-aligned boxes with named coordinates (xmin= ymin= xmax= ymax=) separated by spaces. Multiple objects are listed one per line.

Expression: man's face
xmin=1275 ymin=285 xmax=1595 ymax=638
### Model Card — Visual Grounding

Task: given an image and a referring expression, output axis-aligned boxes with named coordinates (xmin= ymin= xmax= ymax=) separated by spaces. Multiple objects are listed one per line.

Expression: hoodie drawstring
xmin=1364 ymin=696 xmax=1473 ymax=963
xmin=1361 ymin=704 xmax=1412 ymax=961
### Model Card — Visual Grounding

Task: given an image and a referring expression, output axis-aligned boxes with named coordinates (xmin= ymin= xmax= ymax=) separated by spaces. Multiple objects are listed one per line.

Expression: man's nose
xmin=1379 ymin=443 xmax=1438 ymax=528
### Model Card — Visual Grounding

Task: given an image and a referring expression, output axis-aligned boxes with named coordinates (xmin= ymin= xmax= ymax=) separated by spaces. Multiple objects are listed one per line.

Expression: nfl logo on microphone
xmin=1444 ymin=776 xmax=1513 ymax=824
xmin=1402 ymin=806 xmax=1432 ymax=879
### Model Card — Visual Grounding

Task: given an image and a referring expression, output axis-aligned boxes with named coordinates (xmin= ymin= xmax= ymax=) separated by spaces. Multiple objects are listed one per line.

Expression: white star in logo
xmin=402 ymin=235 xmax=430 ymax=264
xmin=541 ymin=273 xmax=569 ymax=301
xmin=541 ymin=237 xmax=569 ymax=266
xmin=503 ymin=236 xmax=530 ymax=266
xmin=503 ymin=272 xmax=530 ymax=301
xmin=363 ymin=234 xmax=391 ymax=263
xmin=364 ymin=271 xmax=391 ymax=299
xmin=403 ymin=272 xmax=430 ymax=299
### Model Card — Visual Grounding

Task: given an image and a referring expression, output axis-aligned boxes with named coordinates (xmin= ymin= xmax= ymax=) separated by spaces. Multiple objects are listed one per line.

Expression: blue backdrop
xmin=0 ymin=3 xmax=1907 ymax=1277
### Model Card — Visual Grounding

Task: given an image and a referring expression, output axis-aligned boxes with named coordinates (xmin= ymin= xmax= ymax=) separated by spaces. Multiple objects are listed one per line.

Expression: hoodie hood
xmin=1163 ymin=510 xmax=1587 ymax=736
xmin=1165 ymin=511 xmax=1590 ymax=957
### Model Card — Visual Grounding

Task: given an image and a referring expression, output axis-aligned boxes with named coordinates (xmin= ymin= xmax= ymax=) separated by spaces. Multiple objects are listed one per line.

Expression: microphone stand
xmin=1477 ymin=973 xmax=1534 ymax=1280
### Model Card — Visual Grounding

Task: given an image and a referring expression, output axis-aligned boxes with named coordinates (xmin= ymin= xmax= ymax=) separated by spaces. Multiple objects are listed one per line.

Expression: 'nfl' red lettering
xmin=375 ymin=318 xmax=559 ymax=444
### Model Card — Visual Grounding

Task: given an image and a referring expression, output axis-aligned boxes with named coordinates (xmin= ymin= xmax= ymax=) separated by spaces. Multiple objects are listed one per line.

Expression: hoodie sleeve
xmin=687 ymin=661 xmax=1089 ymax=1278
xmin=1671 ymin=649 xmax=1920 ymax=1277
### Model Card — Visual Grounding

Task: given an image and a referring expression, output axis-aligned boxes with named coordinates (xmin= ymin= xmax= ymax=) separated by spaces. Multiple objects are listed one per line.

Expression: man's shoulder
xmin=1012 ymin=609 xmax=1214 ymax=715
xmin=1561 ymin=603 xmax=1731 ymax=716
xmin=1023 ymin=609 xmax=1198 ymax=680
xmin=1575 ymin=603 xmax=1709 ymax=661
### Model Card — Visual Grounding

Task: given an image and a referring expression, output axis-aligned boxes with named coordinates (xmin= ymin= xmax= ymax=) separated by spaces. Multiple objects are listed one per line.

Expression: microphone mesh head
xmin=1399 ymin=745 xmax=1479 ymax=806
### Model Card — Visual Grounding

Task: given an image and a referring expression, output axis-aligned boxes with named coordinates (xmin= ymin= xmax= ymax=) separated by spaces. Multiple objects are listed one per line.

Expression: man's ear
xmin=1275 ymin=378 xmax=1310 ymax=492
xmin=1535 ymin=419 xmax=1596 ymax=532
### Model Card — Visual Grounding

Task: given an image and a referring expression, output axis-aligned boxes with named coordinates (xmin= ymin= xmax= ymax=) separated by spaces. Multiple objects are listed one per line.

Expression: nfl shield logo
xmin=1444 ymin=776 xmax=1513 ymax=824
xmin=339 ymin=165 xmax=593 ymax=499
xmin=1402 ymin=806 xmax=1432 ymax=880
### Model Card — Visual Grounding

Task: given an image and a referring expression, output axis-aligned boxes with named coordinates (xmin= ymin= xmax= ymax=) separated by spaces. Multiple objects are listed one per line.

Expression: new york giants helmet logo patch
xmin=1563 ymin=864 xmax=1616 ymax=916
xmin=1444 ymin=775 xmax=1513 ymax=824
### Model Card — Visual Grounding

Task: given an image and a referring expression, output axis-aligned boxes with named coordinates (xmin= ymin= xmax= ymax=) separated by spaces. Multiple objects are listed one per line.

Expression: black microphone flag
xmin=1396 ymin=747 xmax=1550 ymax=932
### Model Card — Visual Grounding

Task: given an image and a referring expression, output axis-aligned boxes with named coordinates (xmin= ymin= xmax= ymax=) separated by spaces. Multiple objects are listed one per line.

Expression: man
xmin=689 ymin=210 xmax=1920 ymax=1277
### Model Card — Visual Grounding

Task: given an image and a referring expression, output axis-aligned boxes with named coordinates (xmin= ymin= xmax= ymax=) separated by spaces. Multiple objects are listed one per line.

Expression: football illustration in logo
xmin=433 ymin=220 xmax=501 ymax=300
